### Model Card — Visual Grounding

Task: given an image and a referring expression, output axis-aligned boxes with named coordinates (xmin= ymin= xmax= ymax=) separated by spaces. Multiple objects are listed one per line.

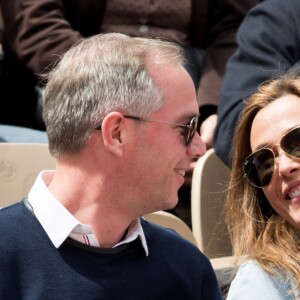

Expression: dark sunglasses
xmin=95 ymin=114 xmax=200 ymax=146
xmin=243 ymin=126 xmax=300 ymax=188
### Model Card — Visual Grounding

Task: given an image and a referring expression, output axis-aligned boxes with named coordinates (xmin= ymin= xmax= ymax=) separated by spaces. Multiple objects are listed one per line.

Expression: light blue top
xmin=227 ymin=260 xmax=299 ymax=300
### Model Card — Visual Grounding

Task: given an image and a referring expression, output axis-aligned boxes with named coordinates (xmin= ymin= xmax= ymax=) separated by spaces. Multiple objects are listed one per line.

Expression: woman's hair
xmin=227 ymin=68 xmax=300 ymax=289
xmin=43 ymin=33 xmax=184 ymax=157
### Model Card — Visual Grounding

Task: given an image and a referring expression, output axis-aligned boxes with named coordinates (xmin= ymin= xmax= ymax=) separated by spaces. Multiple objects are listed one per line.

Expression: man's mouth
xmin=175 ymin=168 xmax=186 ymax=177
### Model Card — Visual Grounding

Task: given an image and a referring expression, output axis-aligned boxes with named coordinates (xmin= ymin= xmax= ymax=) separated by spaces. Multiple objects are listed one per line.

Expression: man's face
xmin=129 ymin=64 xmax=206 ymax=214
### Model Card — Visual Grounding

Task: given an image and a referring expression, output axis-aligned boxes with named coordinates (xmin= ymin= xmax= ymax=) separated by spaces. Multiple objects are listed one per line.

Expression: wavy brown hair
xmin=226 ymin=70 xmax=300 ymax=290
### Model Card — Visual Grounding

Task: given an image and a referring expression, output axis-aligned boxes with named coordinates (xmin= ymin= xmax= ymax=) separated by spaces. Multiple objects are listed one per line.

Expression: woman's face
xmin=250 ymin=94 xmax=300 ymax=229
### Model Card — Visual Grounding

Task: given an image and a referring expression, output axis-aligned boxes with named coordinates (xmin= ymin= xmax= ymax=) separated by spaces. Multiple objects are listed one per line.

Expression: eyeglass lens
xmin=281 ymin=127 xmax=300 ymax=157
xmin=244 ymin=148 xmax=274 ymax=187
xmin=186 ymin=117 xmax=199 ymax=145
xmin=244 ymin=126 xmax=300 ymax=187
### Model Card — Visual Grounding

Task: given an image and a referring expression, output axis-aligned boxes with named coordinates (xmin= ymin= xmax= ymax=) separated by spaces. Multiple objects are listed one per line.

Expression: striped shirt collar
xmin=27 ymin=171 xmax=148 ymax=256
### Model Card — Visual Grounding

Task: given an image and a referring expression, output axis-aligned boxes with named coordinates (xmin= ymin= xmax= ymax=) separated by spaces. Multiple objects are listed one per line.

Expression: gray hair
xmin=43 ymin=33 xmax=185 ymax=157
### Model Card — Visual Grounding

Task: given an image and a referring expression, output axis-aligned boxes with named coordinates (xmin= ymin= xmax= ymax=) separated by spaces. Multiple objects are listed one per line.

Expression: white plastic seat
xmin=143 ymin=210 xmax=198 ymax=247
xmin=191 ymin=148 xmax=232 ymax=258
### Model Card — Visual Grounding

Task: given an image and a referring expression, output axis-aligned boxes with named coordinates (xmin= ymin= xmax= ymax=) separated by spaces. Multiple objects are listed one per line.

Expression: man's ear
xmin=100 ymin=112 xmax=125 ymax=157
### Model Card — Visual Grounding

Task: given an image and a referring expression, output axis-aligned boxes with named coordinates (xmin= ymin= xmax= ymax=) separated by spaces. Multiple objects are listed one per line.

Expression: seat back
xmin=0 ymin=143 xmax=55 ymax=206
xmin=143 ymin=210 xmax=198 ymax=247
xmin=191 ymin=148 xmax=232 ymax=258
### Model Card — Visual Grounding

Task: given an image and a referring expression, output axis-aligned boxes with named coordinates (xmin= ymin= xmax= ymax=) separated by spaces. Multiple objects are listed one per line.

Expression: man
xmin=0 ymin=33 xmax=221 ymax=299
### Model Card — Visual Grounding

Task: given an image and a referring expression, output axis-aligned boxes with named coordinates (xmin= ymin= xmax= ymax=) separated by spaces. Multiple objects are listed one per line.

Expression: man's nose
xmin=187 ymin=132 xmax=206 ymax=159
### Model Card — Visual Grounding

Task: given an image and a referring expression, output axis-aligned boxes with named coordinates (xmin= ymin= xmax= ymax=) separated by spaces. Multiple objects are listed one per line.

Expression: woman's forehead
xmin=250 ymin=95 xmax=300 ymax=150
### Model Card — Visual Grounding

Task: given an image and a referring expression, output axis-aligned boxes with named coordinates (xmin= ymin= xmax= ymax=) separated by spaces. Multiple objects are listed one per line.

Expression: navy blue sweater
xmin=0 ymin=202 xmax=221 ymax=299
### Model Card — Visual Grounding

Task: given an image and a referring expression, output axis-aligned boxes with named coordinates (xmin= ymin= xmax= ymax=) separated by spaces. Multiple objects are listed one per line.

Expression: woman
xmin=226 ymin=70 xmax=300 ymax=299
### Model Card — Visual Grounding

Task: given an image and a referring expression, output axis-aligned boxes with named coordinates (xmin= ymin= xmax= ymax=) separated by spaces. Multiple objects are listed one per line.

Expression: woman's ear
xmin=100 ymin=112 xmax=125 ymax=157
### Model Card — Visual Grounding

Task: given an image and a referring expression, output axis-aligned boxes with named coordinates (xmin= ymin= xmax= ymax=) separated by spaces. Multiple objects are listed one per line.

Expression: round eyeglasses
xmin=95 ymin=114 xmax=200 ymax=146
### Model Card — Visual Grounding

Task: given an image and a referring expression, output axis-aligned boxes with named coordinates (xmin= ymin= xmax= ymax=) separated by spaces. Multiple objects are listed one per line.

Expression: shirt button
xmin=140 ymin=25 xmax=148 ymax=33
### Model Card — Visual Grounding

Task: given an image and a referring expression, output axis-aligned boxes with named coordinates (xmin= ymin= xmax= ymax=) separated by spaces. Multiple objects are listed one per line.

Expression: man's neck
xmin=47 ymin=170 xmax=135 ymax=248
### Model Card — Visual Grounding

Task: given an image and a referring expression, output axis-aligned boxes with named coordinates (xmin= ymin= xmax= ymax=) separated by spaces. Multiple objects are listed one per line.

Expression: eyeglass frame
xmin=243 ymin=125 xmax=300 ymax=188
xmin=95 ymin=114 xmax=200 ymax=146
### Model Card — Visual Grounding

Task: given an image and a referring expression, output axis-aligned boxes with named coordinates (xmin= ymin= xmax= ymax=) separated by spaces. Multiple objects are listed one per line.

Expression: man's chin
xmin=163 ymin=194 xmax=179 ymax=211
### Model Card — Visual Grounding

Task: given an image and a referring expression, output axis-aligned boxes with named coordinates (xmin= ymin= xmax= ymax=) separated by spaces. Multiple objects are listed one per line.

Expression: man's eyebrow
xmin=177 ymin=113 xmax=199 ymax=123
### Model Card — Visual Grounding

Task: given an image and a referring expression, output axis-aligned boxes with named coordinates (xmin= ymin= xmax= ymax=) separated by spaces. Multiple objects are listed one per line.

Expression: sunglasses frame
xmin=243 ymin=125 xmax=300 ymax=188
xmin=95 ymin=114 xmax=200 ymax=146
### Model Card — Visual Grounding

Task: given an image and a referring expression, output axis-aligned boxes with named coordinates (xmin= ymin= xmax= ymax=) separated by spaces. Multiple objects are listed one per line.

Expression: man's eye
xmin=178 ymin=127 xmax=187 ymax=138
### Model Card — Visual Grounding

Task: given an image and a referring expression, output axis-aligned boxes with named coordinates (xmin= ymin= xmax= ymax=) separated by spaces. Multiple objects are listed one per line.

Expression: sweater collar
xmin=27 ymin=171 xmax=148 ymax=256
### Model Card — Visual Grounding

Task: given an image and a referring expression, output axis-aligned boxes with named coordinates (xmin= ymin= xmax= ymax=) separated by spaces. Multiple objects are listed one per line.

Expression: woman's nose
xmin=277 ymin=151 xmax=300 ymax=178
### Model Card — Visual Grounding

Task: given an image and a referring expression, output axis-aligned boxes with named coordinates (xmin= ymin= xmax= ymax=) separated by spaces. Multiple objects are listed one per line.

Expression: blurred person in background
xmin=214 ymin=0 xmax=300 ymax=167
xmin=1 ymin=0 xmax=258 ymax=144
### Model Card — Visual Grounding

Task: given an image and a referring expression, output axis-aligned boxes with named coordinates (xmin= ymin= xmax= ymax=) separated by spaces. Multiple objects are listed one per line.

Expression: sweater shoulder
xmin=0 ymin=202 xmax=47 ymax=246
xmin=0 ymin=202 xmax=29 ymax=224
xmin=141 ymin=217 xmax=210 ymax=263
